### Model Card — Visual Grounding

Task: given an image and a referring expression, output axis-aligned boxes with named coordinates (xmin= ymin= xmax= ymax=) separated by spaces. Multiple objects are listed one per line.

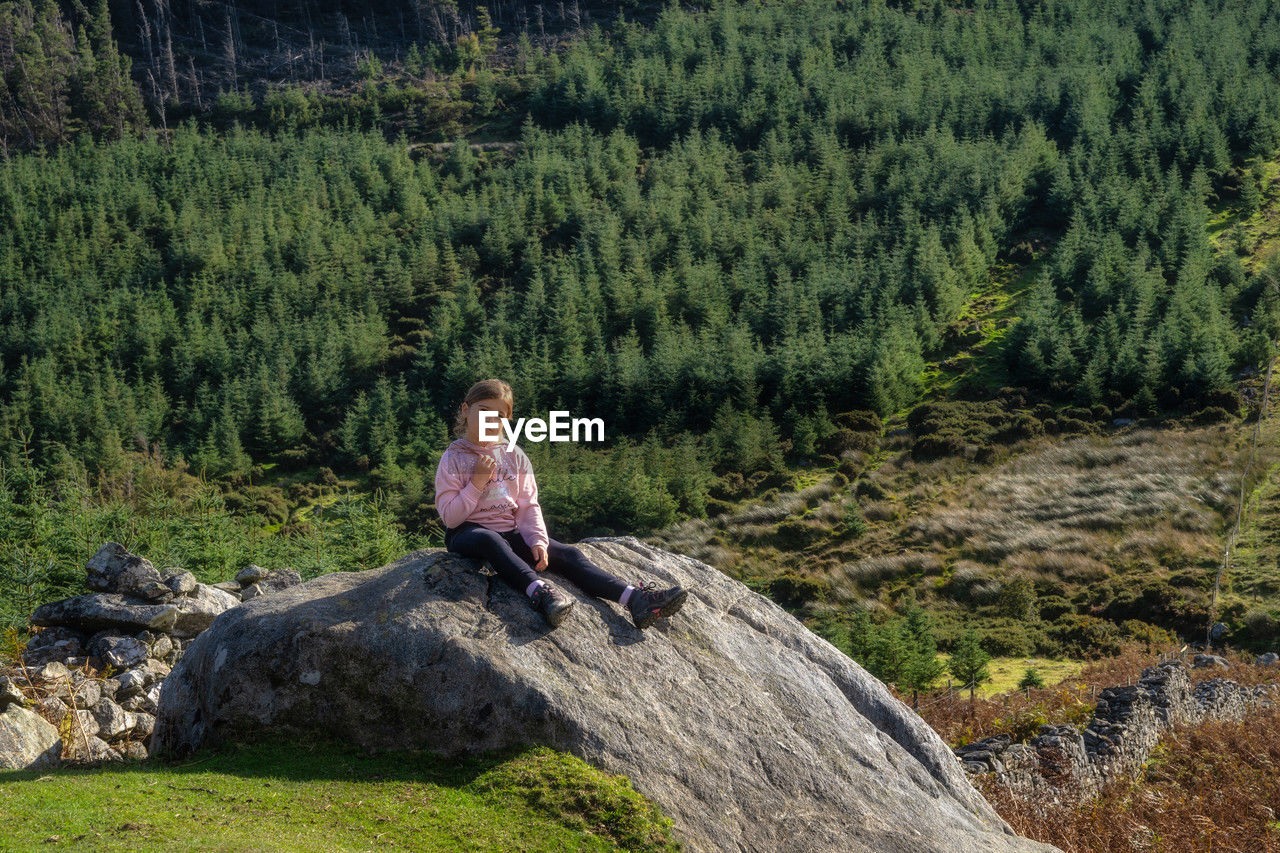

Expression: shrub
xmin=710 ymin=472 xmax=748 ymax=501
xmin=1018 ymin=667 xmax=1046 ymax=690
xmin=853 ymin=477 xmax=887 ymax=500
xmin=1120 ymin=619 xmax=1177 ymax=650
xmin=704 ymin=497 xmax=734 ymax=517
xmin=834 ymin=410 xmax=882 ymax=432
xmin=1037 ymin=595 xmax=1075 ymax=621
xmin=980 ymin=623 xmax=1034 ymax=657
xmin=1048 ymin=613 xmax=1122 ymax=658
xmin=1191 ymin=406 xmax=1233 ymax=425
xmin=842 ymin=502 xmax=868 ymax=536
xmin=772 ymin=517 xmax=824 ymax=548
xmin=747 ymin=469 xmax=792 ymax=494
xmin=769 ymin=572 xmax=829 ymax=607
xmin=1239 ymin=608 xmax=1280 ymax=647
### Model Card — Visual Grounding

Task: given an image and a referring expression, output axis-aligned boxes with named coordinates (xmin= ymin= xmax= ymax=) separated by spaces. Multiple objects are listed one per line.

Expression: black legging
xmin=445 ymin=521 xmax=629 ymax=601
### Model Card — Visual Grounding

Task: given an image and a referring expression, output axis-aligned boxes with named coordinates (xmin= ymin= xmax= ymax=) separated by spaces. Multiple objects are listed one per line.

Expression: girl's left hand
xmin=531 ymin=545 xmax=548 ymax=571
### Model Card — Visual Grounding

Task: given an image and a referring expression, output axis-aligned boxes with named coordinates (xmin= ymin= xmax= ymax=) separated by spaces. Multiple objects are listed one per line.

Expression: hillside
xmin=4 ymin=1 xmax=1280 ymax=849
xmin=647 ymin=147 xmax=1280 ymax=662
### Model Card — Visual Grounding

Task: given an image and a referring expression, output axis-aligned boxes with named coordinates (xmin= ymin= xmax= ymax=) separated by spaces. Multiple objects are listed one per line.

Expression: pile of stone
xmin=955 ymin=659 xmax=1277 ymax=802
xmin=209 ymin=564 xmax=303 ymax=602
xmin=0 ymin=543 xmax=300 ymax=770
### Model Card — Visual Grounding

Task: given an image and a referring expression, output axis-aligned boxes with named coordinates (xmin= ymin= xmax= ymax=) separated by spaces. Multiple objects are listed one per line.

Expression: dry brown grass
xmin=916 ymin=645 xmax=1279 ymax=749
xmin=983 ymin=705 xmax=1280 ymax=852
xmin=940 ymin=428 xmax=1241 ymax=561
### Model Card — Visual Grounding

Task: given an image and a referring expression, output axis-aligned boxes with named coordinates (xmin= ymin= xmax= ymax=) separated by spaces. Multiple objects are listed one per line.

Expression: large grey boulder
xmin=31 ymin=594 xmax=178 ymax=634
xmin=153 ymin=537 xmax=1058 ymax=853
xmin=0 ymin=704 xmax=62 ymax=770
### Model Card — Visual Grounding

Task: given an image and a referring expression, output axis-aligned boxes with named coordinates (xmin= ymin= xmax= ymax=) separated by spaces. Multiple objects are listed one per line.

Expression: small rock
xmin=86 ymin=542 xmax=171 ymax=601
xmin=20 ymin=627 xmax=86 ymax=668
xmin=211 ymin=581 xmax=243 ymax=598
xmin=163 ymin=571 xmax=198 ymax=597
xmin=235 ymin=565 xmax=268 ymax=586
xmin=71 ymin=709 xmax=100 ymax=739
xmin=38 ymin=696 xmax=69 ymax=725
xmin=150 ymin=636 xmax=173 ymax=659
xmin=1193 ymin=654 xmax=1229 ymax=670
xmin=91 ymin=698 xmax=130 ymax=741
xmin=1256 ymin=652 xmax=1279 ymax=667
xmin=0 ymin=677 xmax=27 ymax=709
xmin=119 ymin=741 xmax=148 ymax=760
xmin=121 ymin=685 xmax=162 ymax=715
xmin=21 ymin=637 xmax=84 ymax=668
xmin=37 ymin=662 xmax=70 ymax=683
xmin=258 ymin=568 xmax=302 ymax=593
xmin=144 ymin=658 xmax=171 ymax=680
xmin=114 ymin=669 xmax=149 ymax=697
xmin=135 ymin=581 xmax=175 ymax=603
xmin=132 ymin=712 xmax=156 ymax=739
xmin=78 ymin=735 xmax=119 ymax=763
xmin=99 ymin=678 xmax=120 ymax=701
xmin=89 ymin=635 xmax=148 ymax=670
xmin=171 ymin=584 xmax=240 ymax=637
xmin=118 ymin=693 xmax=147 ymax=713
xmin=71 ymin=679 xmax=101 ymax=709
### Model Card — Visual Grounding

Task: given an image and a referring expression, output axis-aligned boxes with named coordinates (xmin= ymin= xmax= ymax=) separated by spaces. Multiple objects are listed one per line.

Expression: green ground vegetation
xmin=0 ymin=741 xmax=679 ymax=853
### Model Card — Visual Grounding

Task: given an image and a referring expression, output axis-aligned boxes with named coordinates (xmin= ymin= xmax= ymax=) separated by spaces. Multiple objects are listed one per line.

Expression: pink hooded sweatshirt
xmin=434 ymin=436 xmax=550 ymax=551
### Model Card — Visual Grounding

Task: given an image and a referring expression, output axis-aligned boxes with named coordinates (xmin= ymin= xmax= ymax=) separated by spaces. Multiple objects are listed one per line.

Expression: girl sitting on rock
xmin=433 ymin=378 xmax=688 ymax=629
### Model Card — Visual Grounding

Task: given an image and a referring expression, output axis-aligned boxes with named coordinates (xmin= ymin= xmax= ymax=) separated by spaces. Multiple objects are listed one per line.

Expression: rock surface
xmin=86 ymin=542 xmax=171 ymax=602
xmin=170 ymin=584 xmax=240 ymax=637
xmin=154 ymin=537 xmax=1057 ymax=853
xmin=31 ymin=594 xmax=179 ymax=634
xmin=0 ymin=704 xmax=62 ymax=770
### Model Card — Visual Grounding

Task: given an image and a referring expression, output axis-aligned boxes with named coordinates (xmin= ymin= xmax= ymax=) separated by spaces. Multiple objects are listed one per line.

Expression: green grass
xmin=936 ymin=655 xmax=1084 ymax=697
xmin=1206 ymin=152 xmax=1280 ymax=271
xmin=0 ymin=742 xmax=679 ymax=853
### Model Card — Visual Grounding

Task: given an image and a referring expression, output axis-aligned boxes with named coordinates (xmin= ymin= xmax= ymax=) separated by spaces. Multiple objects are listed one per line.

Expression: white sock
xmin=526 ymin=579 xmax=545 ymax=597
xmin=619 ymin=585 xmax=636 ymax=606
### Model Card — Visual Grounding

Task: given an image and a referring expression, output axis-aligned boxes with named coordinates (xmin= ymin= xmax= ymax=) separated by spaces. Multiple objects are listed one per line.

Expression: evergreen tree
xmin=900 ymin=607 xmax=946 ymax=708
xmin=1018 ymin=667 xmax=1046 ymax=690
xmin=948 ymin=626 xmax=992 ymax=704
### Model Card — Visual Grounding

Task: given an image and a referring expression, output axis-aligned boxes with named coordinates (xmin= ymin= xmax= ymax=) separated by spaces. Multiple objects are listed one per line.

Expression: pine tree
xmin=848 ymin=609 xmax=875 ymax=665
xmin=948 ymin=626 xmax=991 ymax=704
xmin=900 ymin=607 xmax=946 ymax=708
xmin=1017 ymin=667 xmax=1045 ymax=690
xmin=870 ymin=619 xmax=911 ymax=688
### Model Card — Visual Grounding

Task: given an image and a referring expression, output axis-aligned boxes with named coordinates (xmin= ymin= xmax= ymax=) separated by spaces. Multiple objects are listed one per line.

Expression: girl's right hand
xmin=470 ymin=452 xmax=497 ymax=488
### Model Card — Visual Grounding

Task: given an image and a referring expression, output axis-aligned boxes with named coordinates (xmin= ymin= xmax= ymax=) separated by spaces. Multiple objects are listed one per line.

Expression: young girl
xmin=433 ymin=378 xmax=688 ymax=629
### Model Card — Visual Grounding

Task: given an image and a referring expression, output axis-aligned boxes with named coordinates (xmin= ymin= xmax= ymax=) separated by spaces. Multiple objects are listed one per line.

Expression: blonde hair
xmin=452 ymin=379 xmax=514 ymax=439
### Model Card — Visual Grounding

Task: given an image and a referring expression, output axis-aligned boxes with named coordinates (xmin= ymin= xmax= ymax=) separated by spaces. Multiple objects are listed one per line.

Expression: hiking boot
xmin=530 ymin=582 xmax=574 ymax=627
xmin=627 ymin=581 xmax=688 ymax=629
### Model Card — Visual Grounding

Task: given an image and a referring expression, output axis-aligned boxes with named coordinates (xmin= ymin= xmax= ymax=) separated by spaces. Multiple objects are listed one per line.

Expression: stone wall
xmin=955 ymin=660 xmax=1276 ymax=801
